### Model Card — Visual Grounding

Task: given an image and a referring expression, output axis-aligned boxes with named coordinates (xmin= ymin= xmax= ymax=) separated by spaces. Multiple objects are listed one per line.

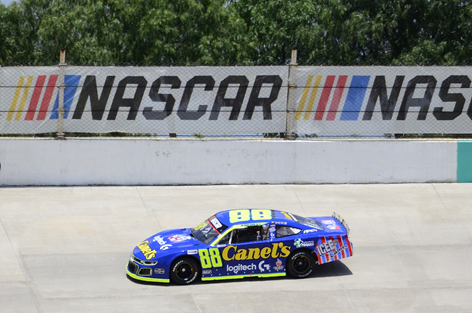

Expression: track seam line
xmin=136 ymin=187 xmax=162 ymax=230
xmin=331 ymin=262 xmax=356 ymax=311
xmin=289 ymin=185 xmax=308 ymax=216
xmin=0 ymin=217 xmax=43 ymax=313
xmin=191 ymin=293 xmax=203 ymax=313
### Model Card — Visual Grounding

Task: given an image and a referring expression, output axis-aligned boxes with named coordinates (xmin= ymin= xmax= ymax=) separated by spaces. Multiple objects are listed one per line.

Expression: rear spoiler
xmin=332 ymin=212 xmax=350 ymax=236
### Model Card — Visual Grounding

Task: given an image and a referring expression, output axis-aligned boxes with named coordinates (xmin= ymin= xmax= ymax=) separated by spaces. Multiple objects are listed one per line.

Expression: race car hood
xmin=133 ymin=228 xmax=202 ymax=260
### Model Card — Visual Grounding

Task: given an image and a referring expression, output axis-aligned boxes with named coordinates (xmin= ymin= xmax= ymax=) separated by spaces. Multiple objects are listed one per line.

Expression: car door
xmin=217 ymin=225 xmax=291 ymax=277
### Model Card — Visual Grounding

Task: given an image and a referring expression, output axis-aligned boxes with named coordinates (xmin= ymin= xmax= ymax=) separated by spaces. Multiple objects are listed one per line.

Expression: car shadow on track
xmin=126 ymin=260 xmax=352 ymax=287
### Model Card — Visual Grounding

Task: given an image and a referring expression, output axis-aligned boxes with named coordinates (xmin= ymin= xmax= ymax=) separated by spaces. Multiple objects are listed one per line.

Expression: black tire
xmin=286 ymin=250 xmax=316 ymax=278
xmin=170 ymin=257 xmax=200 ymax=285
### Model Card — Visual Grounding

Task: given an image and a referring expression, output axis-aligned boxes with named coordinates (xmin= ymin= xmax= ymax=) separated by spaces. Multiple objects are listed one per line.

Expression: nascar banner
xmin=0 ymin=66 xmax=288 ymax=134
xmin=2 ymin=65 xmax=472 ymax=135
xmin=293 ymin=66 xmax=472 ymax=134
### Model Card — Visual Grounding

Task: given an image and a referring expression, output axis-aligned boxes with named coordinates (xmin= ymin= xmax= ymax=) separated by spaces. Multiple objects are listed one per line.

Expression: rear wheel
xmin=170 ymin=257 xmax=199 ymax=285
xmin=287 ymin=250 xmax=315 ymax=278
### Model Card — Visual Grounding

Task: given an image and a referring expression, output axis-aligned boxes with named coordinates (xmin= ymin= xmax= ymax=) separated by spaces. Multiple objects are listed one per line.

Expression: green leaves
xmin=2 ymin=0 xmax=472 ymax=66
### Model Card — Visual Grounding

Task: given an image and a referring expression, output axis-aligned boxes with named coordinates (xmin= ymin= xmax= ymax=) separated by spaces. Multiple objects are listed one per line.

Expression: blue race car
xmin=126 ymin=209 xmax=353 ymax=285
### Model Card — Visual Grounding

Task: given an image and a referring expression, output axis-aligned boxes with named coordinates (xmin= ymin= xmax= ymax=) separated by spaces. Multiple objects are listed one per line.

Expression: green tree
xmin=20 ymin=0 xmax=255 ymax=66
xmin=0 ymin=1 xmax=41 ymax=65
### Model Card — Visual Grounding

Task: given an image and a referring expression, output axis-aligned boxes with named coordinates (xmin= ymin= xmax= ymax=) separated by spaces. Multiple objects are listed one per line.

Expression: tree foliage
xmin=1 ymin=0 xmax=472 ymax=66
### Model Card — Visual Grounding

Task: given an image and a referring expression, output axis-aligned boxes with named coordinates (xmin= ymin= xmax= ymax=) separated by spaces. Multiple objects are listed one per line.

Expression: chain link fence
xmin=2 ymin=53 xmax=472 ymax=139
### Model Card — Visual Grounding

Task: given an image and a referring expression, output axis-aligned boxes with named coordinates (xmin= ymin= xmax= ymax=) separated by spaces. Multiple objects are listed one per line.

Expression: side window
xmin=276 ymin=225 xmax=301 ymax=238
xmin=233 ymin=226 xmax=261 ymax=243
xmin=218 ymin=232 xmax=231 ymax=245
xmin=218 ymin=225 xmax=275 ymax=245
xmin=221 ymin=226 xmax=267 ymax=244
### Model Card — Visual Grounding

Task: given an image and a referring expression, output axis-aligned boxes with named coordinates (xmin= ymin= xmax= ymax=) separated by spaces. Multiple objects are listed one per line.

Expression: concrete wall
xmin=0 ymin=139 xmax=461 ymax=186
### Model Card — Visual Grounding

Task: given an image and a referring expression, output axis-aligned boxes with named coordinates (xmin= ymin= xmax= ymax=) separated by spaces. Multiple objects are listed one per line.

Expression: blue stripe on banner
xmin=340 ymin=76 xmax=370 ymax=121
xmin=50 ymin=75 xmax=81 ymax=119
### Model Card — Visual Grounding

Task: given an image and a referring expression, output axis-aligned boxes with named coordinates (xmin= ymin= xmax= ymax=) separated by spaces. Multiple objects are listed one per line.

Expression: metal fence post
xmin=56 ymin=50 xmax=67 ymax=140
xmin=285 ymin=50 xmax=298 ymax=140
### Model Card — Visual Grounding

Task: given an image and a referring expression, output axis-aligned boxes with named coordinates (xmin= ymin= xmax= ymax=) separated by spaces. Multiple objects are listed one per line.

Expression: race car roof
xmin=213 ymin=209 xmax=313 ymax=229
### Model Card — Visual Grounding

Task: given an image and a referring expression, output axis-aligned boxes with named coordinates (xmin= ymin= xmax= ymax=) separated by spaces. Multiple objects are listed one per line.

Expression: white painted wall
xmin=0 ymin=139 xmax=457 ymax=186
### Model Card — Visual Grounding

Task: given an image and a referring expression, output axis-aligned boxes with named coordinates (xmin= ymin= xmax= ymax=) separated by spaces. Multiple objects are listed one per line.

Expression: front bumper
xmin=126 ymin=256 xmax=169 ymax=283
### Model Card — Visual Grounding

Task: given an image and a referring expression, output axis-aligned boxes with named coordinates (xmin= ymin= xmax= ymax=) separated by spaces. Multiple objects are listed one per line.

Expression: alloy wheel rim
xmin=176 ymin=262 xmax=194 ymax=280
xmin=293 ymin=255 xmax=310 ymax=273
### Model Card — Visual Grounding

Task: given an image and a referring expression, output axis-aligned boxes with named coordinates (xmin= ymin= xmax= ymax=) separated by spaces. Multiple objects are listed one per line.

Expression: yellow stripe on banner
xmin=304 ymin=75 xmax=322 ymax=120
xmin=295 ymin=75 xmax=314 ymax=120
xmin=15 ymin=76 xmax=34 ymax=121
xmin=6 ymin=76 xmax=26 ymax=121
xmin=201 ymin=272 xmax=286 ymax=281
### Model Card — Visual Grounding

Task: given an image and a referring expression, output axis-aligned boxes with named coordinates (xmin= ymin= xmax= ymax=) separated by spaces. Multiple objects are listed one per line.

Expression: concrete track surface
xmin=0 ymin=184 xmax=471 ymax=313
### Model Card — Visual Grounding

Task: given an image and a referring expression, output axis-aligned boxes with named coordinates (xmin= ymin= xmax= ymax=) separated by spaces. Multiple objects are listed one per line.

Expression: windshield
xmin=191 ymin=219 xmax=221 ymax=244
xmin=292 ymin=214 xmax=324 ymax=230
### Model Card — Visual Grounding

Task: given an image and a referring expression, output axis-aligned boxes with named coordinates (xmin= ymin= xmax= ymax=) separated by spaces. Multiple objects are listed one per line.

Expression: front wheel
xmin=170 ymin=257 xmax=200 ymax=285
xmin=287 ymin=250 xmax=315 ymax=278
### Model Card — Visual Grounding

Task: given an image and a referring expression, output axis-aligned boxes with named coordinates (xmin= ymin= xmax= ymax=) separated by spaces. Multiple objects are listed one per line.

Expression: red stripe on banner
xmin=326 ymin=75 xmax=347 ymax=121
xmin=37 ymin=75 xmax=58 ymax=120
xmin=345 ymin=236 xmax=353 ymax=257
xmin=338 ymin=235 xmax=346 ymax=259
xmin=329 ymin=236 xmax=338 ymax=260
xmin=25 ymin=76 xmax=46 ymax=120
xmin=314 ymin=76 xmax=335 ymax=120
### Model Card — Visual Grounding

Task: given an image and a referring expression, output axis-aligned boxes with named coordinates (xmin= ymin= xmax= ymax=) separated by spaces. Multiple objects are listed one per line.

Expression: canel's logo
xmin=7 ymin=75 xmax=81 ymax=121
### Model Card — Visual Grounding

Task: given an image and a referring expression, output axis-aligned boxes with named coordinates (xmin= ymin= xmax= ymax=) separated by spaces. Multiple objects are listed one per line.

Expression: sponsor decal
xmin=169 ymin=235 xmax=191 ymax=242
xmin=237 ymin=223 xmax=266 ymax=227
xmin=269 ymin=226 xmax=276 ymax=239
xmin=221 ymin=242 xmax=291 ymax=261
xmin=137 ymin=241 xmax=157 ymax=260
xmin=274 ymin=221 xmax=287 ymax=225
xmin=327 ymin=225 xmax=340 ymax=230
xmin=187 ymin=250 xmax=198 ymax=255
xmin=294 ymin=238 xmax=315 ymax=248
xmin=153 ymin=235 xmax=166 ymax=245
xmin=228 ymin=209 xmax=274 ymax=224
xmin=316 ymin=240 xmax=336 ymax=255
xmin=329 ymin=245 xmax=348 ymax=256
xmin=226 ymin=263 xmax=256 ymax=274
xmin=160 ymin=244 xmax=172 ymax=250
xmin=210 ymin=217 xmax=222 ymax=229
xmin=273 ymin=258 xmax=284 ymax=271
xmin=199 ymin=248 xmax=223 ymax=269
xmin=316 ymin=235 xmax=352 ymax=264
xmin=303 ymin=229 xmax=318 ymax=234
xmin=321 ymin=220 xmax=336 ymax=225
xmin=202 ymin=269 xmax=212 ymax=275
xmin=154 ymin=268 xmax=165 ymax=274
xmin=258 ymin=260 xmax=271 ymax=272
